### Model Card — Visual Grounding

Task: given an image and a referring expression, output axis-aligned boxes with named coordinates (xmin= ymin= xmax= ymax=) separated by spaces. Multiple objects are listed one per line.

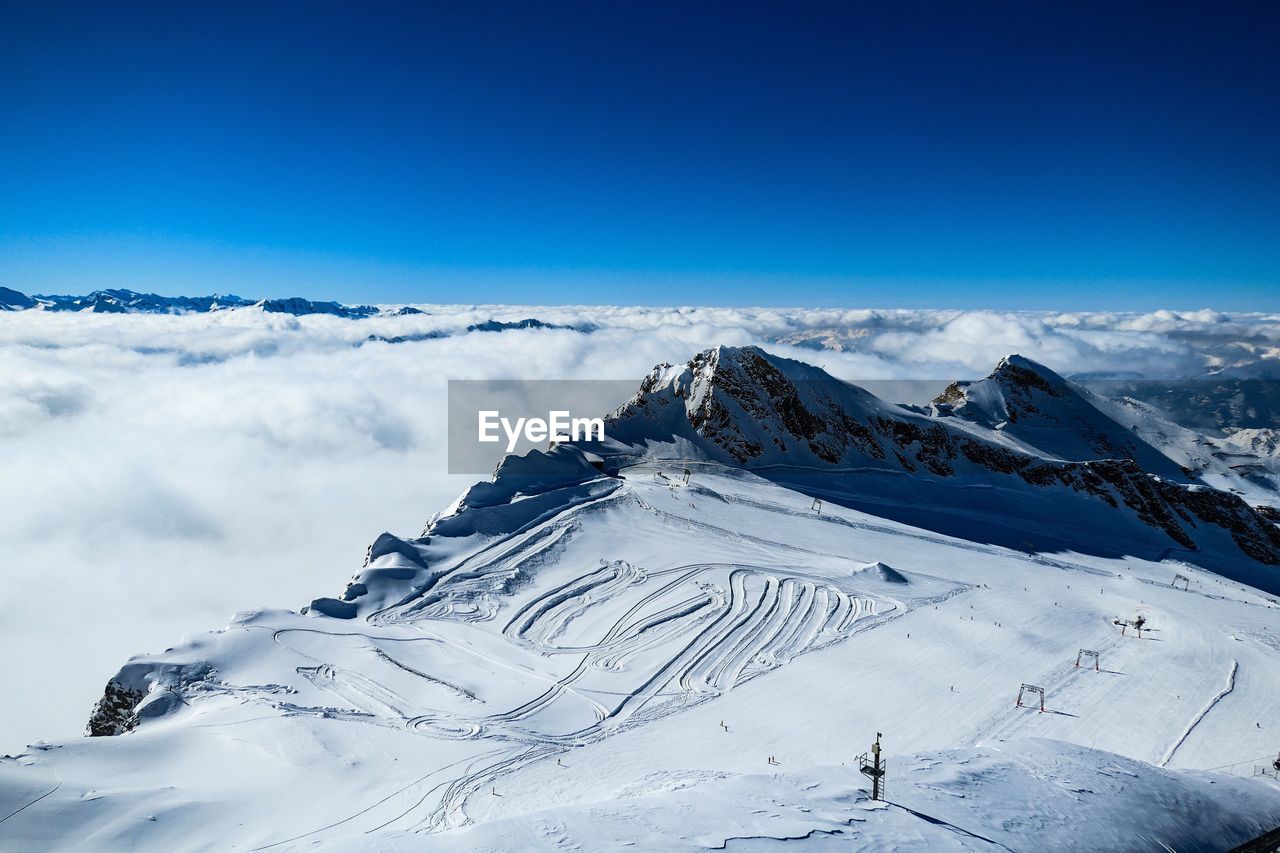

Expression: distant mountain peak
xmin=254 ymin=297 xmax=379 ymax=318
xmin=465 ymin=317 xmax=589 ymax=333
xmin=934 ymin=354 xmax=1068 ymax=412
xmin=0 ymin=286 xmax=36 ymax=310
xmin=992 ymin=353 xmax=1070 ymax=391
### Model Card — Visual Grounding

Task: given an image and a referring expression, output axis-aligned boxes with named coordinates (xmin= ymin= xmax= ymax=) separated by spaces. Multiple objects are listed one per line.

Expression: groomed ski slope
xmin=2 ymin=463 xmax=1280 ymax=850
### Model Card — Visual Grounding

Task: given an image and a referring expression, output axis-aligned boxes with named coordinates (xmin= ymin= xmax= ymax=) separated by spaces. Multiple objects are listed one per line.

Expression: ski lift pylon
xmin=1016 ymin=683 xmax=1046 ymax=712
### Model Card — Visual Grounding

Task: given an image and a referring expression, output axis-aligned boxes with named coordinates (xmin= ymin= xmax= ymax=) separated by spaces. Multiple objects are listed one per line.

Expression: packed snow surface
xmin=3 ymin=459 xmax=1280 ymax=850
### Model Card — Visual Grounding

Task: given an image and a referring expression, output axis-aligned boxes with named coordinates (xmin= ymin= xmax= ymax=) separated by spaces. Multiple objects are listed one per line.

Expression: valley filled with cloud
xmin=2 ymin=304 xmax=1277 ymax=750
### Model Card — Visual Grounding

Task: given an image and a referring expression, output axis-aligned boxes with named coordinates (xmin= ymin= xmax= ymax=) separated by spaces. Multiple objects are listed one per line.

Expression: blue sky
xmin=2 ymin=1 xmax=1278 ymax=310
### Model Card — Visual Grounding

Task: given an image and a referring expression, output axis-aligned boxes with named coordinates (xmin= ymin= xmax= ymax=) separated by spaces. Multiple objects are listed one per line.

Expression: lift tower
xmin=859 ymin=733 xmax=886 ymax=800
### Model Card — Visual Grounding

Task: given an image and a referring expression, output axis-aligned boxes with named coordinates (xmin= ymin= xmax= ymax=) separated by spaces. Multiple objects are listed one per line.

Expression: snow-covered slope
xmin=931 ymin=354 xmax=1280 ymax=508
xmin=3 ymin=346 xmax=1280 ymax=851
xmin=1225 ymin=429 xmax=1280 ymax=459
xmin=931 ymin=355 xmax=1189 ymax=475
xmin=599 ymin=347 xmax=1280 ymax=587
xmin=403 ymin=740 xmax=1280 ymax=852
xmin=1098 ymin=399 xmax=1280 ymax=507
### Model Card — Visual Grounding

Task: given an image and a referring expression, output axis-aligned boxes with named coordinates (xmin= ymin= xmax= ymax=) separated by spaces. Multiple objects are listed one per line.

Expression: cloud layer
xmin=1 ymin=304 xmax=1277 ymax=749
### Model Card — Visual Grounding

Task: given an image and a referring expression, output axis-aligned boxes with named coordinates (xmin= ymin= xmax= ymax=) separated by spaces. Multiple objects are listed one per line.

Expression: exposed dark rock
xmin=86 ymin=681 xmax=145 ymax=737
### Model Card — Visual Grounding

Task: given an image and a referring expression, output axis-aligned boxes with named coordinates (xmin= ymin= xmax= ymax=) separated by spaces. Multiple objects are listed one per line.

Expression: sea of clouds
xmin=1 ymin=304 xmax=1277 ymax=750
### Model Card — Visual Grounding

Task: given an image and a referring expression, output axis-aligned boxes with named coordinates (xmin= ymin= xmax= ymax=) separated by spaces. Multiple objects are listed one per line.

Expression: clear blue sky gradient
xmin=2 ymin=1 xmax=1278 ymax=310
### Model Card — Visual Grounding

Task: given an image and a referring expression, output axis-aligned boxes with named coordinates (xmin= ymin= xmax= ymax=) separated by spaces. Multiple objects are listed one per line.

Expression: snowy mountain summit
xmin=604 ymin=347 xmax=1280 ymax=582
xmin=4 ymin=345 xmax=1280 ymax=851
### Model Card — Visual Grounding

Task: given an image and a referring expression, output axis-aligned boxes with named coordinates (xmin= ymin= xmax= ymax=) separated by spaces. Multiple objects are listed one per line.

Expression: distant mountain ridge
xmin=0 ymin=288 xmax=606 ymax=335
xmin=0 ymin=287 xmax=384 ymax=317
xmin=0 ymin=286 xmax=37 ymax=310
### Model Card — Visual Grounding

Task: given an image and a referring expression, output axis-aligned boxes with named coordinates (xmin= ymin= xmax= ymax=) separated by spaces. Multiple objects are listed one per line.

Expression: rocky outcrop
xmin=85 ymin=661 xmax=213 ymax=737
xmin=86 ymin=680 xmax=146 ymax=737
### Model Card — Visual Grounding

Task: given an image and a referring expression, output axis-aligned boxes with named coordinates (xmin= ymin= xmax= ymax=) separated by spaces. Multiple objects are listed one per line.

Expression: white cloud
xmin=1 ymin=303 xmax=1277 ymax=750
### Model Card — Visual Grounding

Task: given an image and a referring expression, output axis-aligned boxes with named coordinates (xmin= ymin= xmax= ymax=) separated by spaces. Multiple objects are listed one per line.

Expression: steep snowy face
xmin=932 ymin=354 xmax=1188 ymax=476
xmin=605 ymin=345 xmax=961 ymax=472
xmin=934 ymin=354 xmax=1073 ymax=425
xmin=934 ymin=358 xmax=1280 ymax=509
xmin=605 ymin=346 xmax=879 ymax=466
xmin=599 ymin=346 xmax=1280 ymax=574
xmin=608 ymin=346 xmax=1183 ymax=477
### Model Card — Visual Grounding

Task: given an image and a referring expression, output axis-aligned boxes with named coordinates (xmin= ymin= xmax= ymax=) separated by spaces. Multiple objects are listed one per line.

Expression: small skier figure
xmin=720 ymin=720 xmax=728 ymax=732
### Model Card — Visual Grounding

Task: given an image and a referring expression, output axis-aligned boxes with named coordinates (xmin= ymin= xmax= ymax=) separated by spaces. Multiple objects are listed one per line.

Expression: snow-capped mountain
xmin=10 ymin=288 xmax=256 ymax=314
xmin=3 ymin=345 xmax=1280 ymax=851
xmin=465 ymin=318 xmax=590 ymax=333
xmin=600 ymin=347 xmax=1280 ymax=585
xmin=934 ymin=355 xmax=1280 ymax=507
xmin=0 ymin=287 xmax=383 ymax=317
xmin=255 ymin=297 xmax=379 ymax=318
xmin=0 ymin=287 xmax=37 ymax=311
xmin=1225 ymin=428 xmax=1280 ymax=460
xmin=930 ymin=355 xmax=1190 ymax=475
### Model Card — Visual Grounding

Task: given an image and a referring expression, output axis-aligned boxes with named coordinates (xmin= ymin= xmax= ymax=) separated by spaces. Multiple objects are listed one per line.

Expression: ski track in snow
xmin=246 ymin=472 xmax=970 ymax=838
xmin=0 ymin=779 xmax=62 ymax=826
xmin=270 ymin=460 xmax=1196 ymax=840
xmin=1160 ymin=659 xmax=1239 ymax=768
